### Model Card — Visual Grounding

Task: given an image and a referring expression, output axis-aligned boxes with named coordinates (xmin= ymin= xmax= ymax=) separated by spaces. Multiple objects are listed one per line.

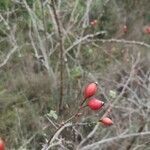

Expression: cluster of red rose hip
xmin=80 ymin=82 xmax=113 ymax=126
xmin=90 ymin=19 xmax=150 ymax=34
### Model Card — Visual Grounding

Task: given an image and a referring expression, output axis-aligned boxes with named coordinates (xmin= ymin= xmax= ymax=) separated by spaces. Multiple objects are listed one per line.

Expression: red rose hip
xmin=87 ymin=98 xmax=104 ymax=110
xmin=0 ymin=138 xmax=5 ymax=150
xmin=123 ymin=25 xmax=128 ymax=33
xmin=100 ymin=117 xmax=113 ymax=126
xmin=90 ymin=20 xmax=97 ymax=27
xmin=84 ymin=82 xmax=98 ymax=99
xmin=144 ymin=26 xmax=150 ymax=34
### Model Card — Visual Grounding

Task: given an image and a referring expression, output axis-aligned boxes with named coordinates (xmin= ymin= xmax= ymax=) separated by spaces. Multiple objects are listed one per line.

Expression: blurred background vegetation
xmin=0 ymin=0 xmax=150 ymax=149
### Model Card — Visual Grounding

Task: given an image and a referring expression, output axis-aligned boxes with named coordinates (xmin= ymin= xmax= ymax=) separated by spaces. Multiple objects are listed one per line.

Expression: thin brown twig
xmin=80 ymin=98 xmax=87 ymax=106
xmin=50 ymin=0 xmax=64 ymax=115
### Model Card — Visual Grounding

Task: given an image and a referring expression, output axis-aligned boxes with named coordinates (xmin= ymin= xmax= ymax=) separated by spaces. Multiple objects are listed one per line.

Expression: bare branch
xmin=90 ymin=38 xmax=150 ymax=49
xmin=42 ymin=123 xmax=72 ymax=150
xmin=65 ymin=31 xmax=106 ymax=54
xmin=65 ymin=36 xmax=150 ymax=55
xmin=80 ymin=131 xmax=150 ymax=150
xmin=0 ymin=46 xmax=18 ymax=68
xmin=77 ymin=123 xmax=99 ymax=150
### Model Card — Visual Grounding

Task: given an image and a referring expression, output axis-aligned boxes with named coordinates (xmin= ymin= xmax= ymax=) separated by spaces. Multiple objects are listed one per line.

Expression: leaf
xmin=70 ymin=66 xmax=82 ymax=79
xmin=109 ymin=90 xmax=117 ymax=99
xmin=88 ymin=49 xmax=93 ymax=54
xmin=47 ymin=110 xmax=58 ymax=120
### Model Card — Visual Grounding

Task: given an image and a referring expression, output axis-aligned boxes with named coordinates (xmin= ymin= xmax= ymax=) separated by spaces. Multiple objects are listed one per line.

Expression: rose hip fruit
xmin=84 ymin=82 xmax=98 ymax=99
xmin=87 ymin=98 xmax=104 ymax=110
xmin=0 ymin=138 xmax=5 ymax=150
xmin=90 ymin=20 xmax=97 ymax=27
xmin=100 ymin=117 xmax=113 ymax=126
xmin=144 ymin=26 xmax=150 ymax=34
xmin=123 ymin=25 xmax=128 ymax=33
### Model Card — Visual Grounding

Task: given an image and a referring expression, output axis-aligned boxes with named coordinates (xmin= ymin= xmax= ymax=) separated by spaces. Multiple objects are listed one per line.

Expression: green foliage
xmin=26 ymin=0 xmax=36 ymax=7
xmin=109 ymin=90 xmax=117 ymax=99
xmin=47 ymin=21 xmax=53 ymax=32
xmin=70 ymin=66 xmax=82 ymax=79
xmin=0 ymin=0 xmax=12 ymax=10
xmin=47 ymin=110 xmax=58 ymax=120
